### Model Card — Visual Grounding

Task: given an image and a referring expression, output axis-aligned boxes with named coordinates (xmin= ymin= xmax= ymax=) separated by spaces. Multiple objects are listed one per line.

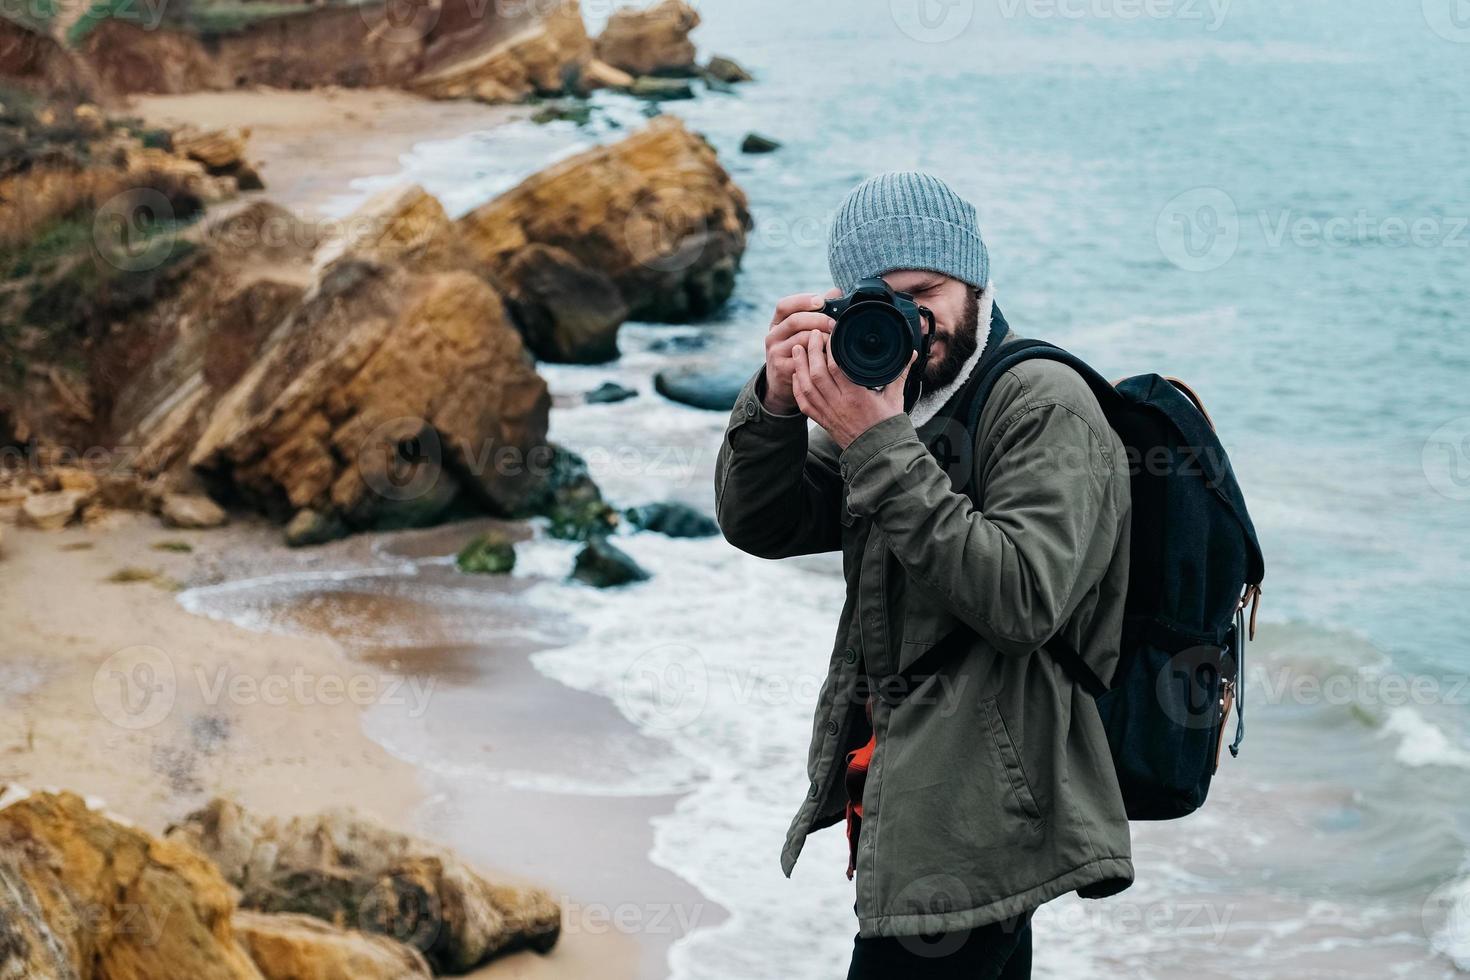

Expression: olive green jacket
xmin=714 ymin=331 xmax=1134 ymax=937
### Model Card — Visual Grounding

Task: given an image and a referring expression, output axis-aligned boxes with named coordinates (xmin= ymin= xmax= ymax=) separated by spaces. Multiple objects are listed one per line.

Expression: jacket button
xmin=809 ymin=782 xmax=820 ymax=799
xmin=843 ymin=648 xmax=857 ymax=665
xmin=825 ymin=719 xmax=839 ymax=735
xmin=743 ymin=400 xmax=757 ymax=418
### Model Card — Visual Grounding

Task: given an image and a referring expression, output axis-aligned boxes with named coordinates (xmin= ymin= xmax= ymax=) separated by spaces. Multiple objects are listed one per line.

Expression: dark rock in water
xmin=654 ymin=364 xmax=756 ymax=411
xmin=531 ymin=101 xmax=595 ymax=126
xmin=704 ymin=55 xmax=753 ymax=83
xmin=741 ymin=133 xmax=781 ymax=154
xmin=502 ymin=243 xmax=628 ymax=364
xmin=517 ymin=443 xmax=619 ymax=541
xmin=631 ymin=76 xmax=695 ymax=100
xmin=284 ymin=508 xmax=348 ymax=547
xmin=571 ymin=537 xmax=650 ymax=587
xmin=585 ymin=381 xmax=638 ymax=404
xmin=648 ymin=333 xmax=708 ymax=353
xmin=457 ymin=529 xmax=517 ymax=574
xmin=625 ymin=501 xmax=720 ymax=538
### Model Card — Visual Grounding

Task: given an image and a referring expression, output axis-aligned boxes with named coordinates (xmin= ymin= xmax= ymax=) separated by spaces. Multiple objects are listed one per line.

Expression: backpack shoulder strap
xmin=881 ymin=335 xmax=1114 ymax=701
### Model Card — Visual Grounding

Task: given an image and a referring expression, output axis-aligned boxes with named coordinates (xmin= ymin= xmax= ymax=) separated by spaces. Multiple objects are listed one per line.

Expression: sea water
xmin=238 ymin=0 xmax=1470 ymax=975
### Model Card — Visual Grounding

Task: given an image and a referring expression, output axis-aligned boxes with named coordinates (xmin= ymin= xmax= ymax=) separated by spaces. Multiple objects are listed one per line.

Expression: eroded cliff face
xmin=3 ymin=107 xmax=749 ymax=540
xmin=2 ymin=0 xmax=571 ymax=101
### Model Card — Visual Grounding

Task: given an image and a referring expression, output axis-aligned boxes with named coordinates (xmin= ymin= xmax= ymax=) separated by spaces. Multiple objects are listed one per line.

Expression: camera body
xmin=821 ymin=277 xmax=936 ymax=396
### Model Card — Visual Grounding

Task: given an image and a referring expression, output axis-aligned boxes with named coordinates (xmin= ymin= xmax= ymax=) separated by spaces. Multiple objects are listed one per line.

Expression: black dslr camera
xmin=821 ymin=278 xmax=935 ymax=401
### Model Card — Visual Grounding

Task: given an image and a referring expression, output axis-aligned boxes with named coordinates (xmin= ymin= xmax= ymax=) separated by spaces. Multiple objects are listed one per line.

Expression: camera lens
xmin=831 ymin=301 xmax=914 ymax=387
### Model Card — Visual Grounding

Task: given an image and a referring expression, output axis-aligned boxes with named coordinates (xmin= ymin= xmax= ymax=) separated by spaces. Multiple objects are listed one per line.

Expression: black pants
xmin=845 ymin=913 xmax=1032 ymax=980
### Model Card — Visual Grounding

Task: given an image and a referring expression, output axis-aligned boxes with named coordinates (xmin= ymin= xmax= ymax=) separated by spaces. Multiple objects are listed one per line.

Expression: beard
xmin=922 ymin=289 xmax=981 ymax=391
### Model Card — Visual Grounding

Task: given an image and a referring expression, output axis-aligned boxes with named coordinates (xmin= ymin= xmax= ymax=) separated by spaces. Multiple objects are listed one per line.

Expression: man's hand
xmin=762 ymin=290 xmax=841 ymax=414
xmin=792 ymin=330 xmax=915 ymax=450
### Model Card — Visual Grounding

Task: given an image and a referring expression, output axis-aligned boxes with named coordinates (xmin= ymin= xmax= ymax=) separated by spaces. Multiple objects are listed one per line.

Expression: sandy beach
xmin=0 ymin=510 xmax=654 ymax=978
xmin=0 ymin=83 xmax=690 ymax=977
xmin=127 ymin=88 xmax=529 ymax=218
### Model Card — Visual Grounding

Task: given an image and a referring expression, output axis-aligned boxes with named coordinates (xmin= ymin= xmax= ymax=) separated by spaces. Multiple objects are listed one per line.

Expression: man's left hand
xmin=791 ymin=330 xmax=916 ymax=450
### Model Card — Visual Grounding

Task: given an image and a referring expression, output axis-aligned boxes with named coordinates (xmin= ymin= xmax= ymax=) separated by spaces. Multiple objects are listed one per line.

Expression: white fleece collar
xmin=909 ymin=283 xmax=995 ymax=429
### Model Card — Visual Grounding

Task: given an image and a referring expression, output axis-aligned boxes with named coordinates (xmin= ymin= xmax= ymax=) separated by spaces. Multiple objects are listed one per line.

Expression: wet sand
xmin=0 ymin=512 xmax=644 ymax=978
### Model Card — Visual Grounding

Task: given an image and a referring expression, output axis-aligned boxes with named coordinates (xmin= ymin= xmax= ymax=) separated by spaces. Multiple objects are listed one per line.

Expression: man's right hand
xmin=763 ymin=289 xmax=840 ymax=415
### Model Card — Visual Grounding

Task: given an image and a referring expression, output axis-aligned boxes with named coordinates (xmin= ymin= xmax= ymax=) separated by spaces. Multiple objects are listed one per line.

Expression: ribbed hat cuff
xmin=828 ymin=214 xmax=989 ymax=294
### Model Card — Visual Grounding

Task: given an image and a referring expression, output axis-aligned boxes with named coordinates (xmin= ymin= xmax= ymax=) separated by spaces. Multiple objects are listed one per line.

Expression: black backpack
xmin=898 ymin=305 xmax=1265 ymax=820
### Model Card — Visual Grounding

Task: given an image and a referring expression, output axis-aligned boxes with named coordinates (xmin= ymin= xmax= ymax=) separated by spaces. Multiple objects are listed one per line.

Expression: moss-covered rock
xmin=456 ymin=529 xmax=516 ymax=574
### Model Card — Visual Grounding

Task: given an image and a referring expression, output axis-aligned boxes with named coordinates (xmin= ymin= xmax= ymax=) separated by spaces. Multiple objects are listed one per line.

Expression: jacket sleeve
xmin=837 ymin=395 xmax=1115 ymax=656
xmin=714 ymin=367 xmax=843 ymax=559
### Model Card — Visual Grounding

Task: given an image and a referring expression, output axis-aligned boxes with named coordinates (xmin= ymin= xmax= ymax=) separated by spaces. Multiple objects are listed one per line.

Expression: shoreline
xmin=126 ymin=87 xmax=530 ymax=219
xmin=2 ymin=85 xmax=696 ymax=978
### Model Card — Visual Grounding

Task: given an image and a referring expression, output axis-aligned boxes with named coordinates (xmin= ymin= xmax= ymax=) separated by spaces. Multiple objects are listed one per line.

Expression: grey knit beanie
xmin=827 ymin=172 xmax=989 ymax=294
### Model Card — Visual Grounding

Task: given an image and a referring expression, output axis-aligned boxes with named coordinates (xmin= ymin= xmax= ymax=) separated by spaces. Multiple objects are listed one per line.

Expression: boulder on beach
xmin=625 ymin=501 xmax=720 ymax=538
xmin=161 ymin=492 xmax=228 ymax=529
xmin=654 ymin=364 xmax=758 ymax=411
xmin=167 ymin=798 xmax=561 ymax=974
xmin=518 ymin=444 xmax=618 ymax=541
xmin=284 ymin=508 xmax=347 ymax=548
xmin=458 ymin=116 xmax=752 ymax=324
xmin=595 ymin=0 xmax=701 ymax=77
xmin=317 ymin=183 xmax=465 ymax=276
xmin=18 ymin=490 xmax=84 ymax=530
xmin=411 ymin=0 xmax=593 ymax=104
xmin=189 ymin=259 xmax=551 ymax=531
xmin=234 ymin=911 xmax=432 ymax=980
xmin=0 ymin=788 xmax=265 ymax=980
xmin=500 ymin=243 xmax=629 ymax=364
xmin=578 ymin=57 xmax=635 ymax=93
xmin=571 ymin=536 xmax=650 ymax=587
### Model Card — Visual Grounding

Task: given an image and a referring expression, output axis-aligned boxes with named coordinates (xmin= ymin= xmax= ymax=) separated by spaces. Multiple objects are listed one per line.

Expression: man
xmin=713 ymin=172 xmax=1134 ymax=979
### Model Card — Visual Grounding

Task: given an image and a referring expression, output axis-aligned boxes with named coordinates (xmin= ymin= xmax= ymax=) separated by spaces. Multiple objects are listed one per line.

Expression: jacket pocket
xmin=980 ymin=696 xmax=1045 ymax=828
